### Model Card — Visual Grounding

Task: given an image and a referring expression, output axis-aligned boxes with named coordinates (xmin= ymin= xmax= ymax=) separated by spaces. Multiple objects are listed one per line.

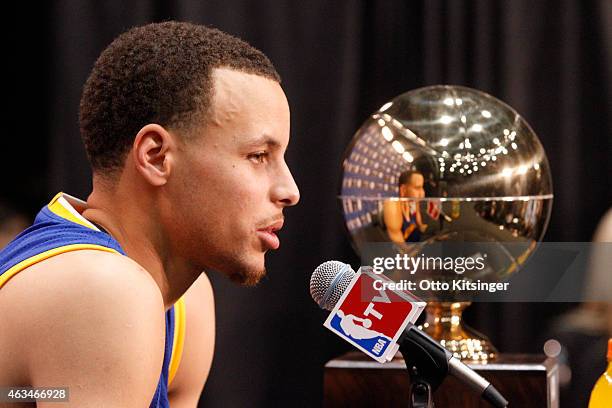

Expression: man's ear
xmin=132 ymin=124 xmax=176 ymax=186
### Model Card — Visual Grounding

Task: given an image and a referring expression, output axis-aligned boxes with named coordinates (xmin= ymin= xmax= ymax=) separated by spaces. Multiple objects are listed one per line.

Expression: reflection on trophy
xmin=383 ymin=170 xmax=429 ymax=243
xmin=339 ymin=85 xmax=553 ymax=363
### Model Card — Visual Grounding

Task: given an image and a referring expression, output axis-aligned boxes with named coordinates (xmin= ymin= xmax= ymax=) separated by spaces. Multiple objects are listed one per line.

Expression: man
xmin=384 ymin=170 xmax=427 ymax=243
xmin=0 ymin=22 xmax=299 ymax=407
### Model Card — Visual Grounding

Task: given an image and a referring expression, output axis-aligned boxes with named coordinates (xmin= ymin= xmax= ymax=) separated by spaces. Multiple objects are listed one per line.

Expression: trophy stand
xmin=420 ymin=302 xmax=497 ymax=363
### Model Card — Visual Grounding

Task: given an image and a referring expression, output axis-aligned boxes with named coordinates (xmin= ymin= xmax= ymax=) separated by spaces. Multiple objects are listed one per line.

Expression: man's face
xmin=168 ymin=68 xmax=299 ymax=285
xmin=400 ymin=173 xmax=425 ymax=199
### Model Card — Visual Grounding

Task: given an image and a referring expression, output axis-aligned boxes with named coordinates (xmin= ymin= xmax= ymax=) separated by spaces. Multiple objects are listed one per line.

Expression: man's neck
xmin=81 ymin=180 xmax=198 ymax=309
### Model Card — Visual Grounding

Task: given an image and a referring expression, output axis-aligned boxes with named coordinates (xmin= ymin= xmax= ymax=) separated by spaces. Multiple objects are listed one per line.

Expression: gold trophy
xmin=339 ymin=85 xmax=552 ymax=363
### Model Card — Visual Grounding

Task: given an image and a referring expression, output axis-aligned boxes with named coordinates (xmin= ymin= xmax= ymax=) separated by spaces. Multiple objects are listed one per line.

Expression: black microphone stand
xmin=398 ymin=325 xmax=452 ymax=408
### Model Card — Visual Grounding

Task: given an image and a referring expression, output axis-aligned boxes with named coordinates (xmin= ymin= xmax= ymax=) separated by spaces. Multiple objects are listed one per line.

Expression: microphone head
xmin=310 ymin=261 xmax=356 ymax=311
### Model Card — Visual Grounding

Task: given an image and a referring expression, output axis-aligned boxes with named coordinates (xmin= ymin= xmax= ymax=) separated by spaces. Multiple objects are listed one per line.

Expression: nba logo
xmin=324 ymin=267 xmax=425 ymax=363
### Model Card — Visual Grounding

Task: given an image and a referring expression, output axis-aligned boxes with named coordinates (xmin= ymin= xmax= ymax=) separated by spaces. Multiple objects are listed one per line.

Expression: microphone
xmin=310 ymin=261 xmax=508 ymax=408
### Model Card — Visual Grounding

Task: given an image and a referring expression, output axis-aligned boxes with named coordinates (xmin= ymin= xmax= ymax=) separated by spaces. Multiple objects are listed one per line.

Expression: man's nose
xmin=273 ymin=164 xmax=300 ymax=207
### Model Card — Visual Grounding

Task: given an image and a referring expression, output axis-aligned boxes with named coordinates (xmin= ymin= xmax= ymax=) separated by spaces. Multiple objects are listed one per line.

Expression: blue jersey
xmin=0 ymin=193 xmax=186 ymax=408
xmin=401 ymin=204 xmax=421 ymax=243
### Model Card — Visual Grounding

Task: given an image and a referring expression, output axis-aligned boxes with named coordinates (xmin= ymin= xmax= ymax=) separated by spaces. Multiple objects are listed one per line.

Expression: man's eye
xmin=248 ymin=152 xmax=269 ymax=164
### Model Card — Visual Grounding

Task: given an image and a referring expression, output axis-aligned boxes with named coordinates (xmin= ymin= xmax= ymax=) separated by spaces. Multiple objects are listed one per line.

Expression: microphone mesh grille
xmin=310 ymin=261 xmax=355 ymax=311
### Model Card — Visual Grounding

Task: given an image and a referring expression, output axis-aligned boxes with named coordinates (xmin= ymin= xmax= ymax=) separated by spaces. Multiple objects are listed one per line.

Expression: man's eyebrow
xmin=243 ymin=135 xmax=282 ymax=149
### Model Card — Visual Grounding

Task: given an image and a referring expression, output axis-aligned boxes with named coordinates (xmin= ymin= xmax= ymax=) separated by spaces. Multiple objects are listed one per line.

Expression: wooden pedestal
xmin=324 ymin=352 xmax=559 ymax=407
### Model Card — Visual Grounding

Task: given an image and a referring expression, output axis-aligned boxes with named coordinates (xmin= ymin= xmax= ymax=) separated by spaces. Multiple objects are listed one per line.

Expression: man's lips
xmin=256 ymin=219 xmax=284 ymax=250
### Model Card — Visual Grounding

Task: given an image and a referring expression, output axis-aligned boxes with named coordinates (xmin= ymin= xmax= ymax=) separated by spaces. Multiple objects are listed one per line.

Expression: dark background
xmin=4 ymin=1 xmax=611 ymax=407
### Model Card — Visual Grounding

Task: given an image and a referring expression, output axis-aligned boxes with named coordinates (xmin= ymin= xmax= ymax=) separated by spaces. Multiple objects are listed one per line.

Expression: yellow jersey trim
xmin=168 ymin=296 xmax=187 ymax=385
xmin=0 ymin=244 xmax=120 ymax=289
xmin=47 ymin=192 xmax=98 ymax=231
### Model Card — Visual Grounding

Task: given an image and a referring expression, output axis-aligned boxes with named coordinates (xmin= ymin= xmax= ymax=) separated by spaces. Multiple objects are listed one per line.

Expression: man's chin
xmin=229 ymin=267 xmax=266 ymax=287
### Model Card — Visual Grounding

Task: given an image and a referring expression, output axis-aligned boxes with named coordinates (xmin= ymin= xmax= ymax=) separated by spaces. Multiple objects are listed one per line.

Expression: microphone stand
xmin=398 ymin=325 xmax=452 ymax=408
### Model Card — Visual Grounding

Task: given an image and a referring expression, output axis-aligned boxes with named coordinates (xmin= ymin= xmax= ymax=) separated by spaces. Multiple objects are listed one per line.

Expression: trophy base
xmin=325 ymin=352 xmax=559 ymax=407
xmin=419 ymin=302 xmax=497 ymax=363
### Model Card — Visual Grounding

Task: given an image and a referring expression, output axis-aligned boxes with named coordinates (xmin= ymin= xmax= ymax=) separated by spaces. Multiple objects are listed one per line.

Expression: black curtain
xmin=5 ymin=1 xmax=611 ymax=407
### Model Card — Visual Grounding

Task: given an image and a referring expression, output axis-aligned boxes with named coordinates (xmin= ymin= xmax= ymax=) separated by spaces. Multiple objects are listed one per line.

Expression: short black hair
xmin=398 ymin=169 xmax=422 ymax=188
xmin=79 ymin=21 xmax=280 ymax=175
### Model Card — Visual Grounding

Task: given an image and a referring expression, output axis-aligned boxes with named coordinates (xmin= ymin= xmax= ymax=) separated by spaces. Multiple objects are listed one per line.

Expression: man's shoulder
xmin=0 ymin=250 xmax=163 ymax=342
xmin=0 ymin=249 xmax=166 ymax=402
xmin=183 ymin=272 xmax=214 ymax=310
xmin=168 ymin=273 xmax=215 ymax=407
xmin=1 ymin=249 xmax=162 ymax=308
xmin=1 ymin=249 xmax=164 ymax=337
